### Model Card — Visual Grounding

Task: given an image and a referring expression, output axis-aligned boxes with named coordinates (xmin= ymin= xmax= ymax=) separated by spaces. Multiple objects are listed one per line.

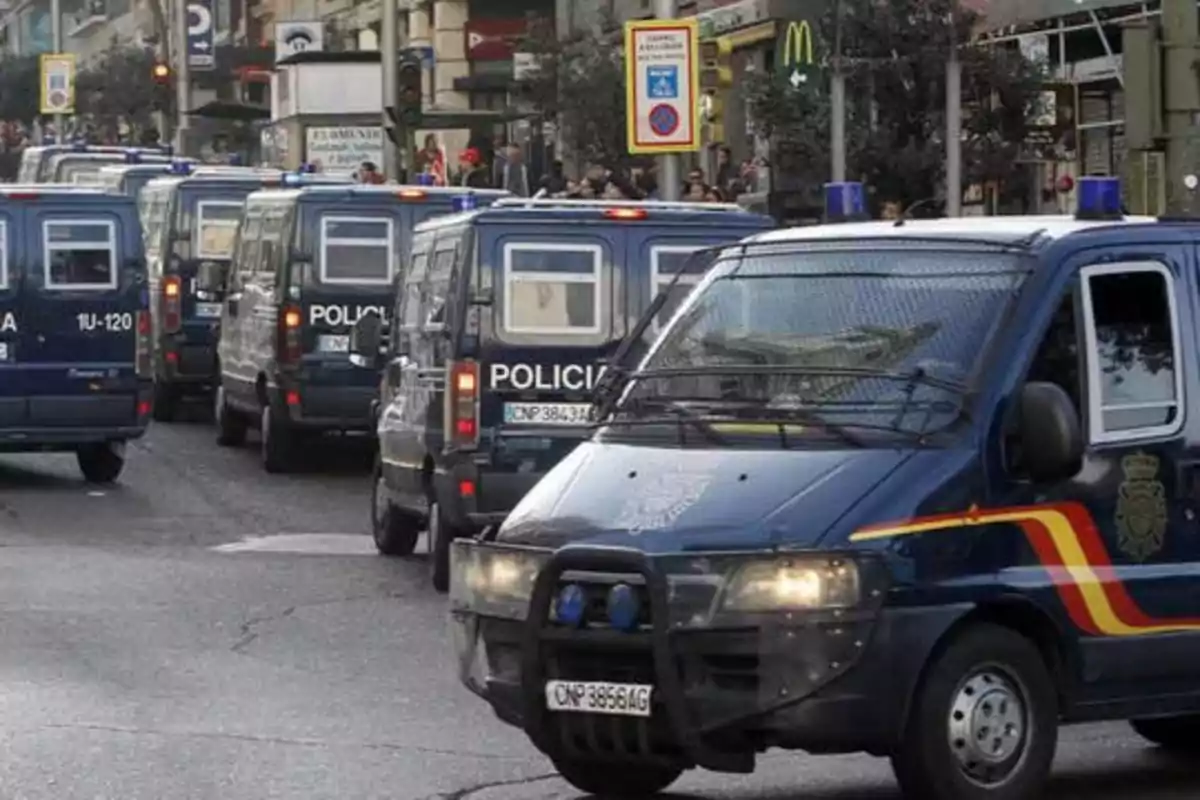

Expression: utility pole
xmin=50 ymin=0 xmax=63 ymax=141
xmin=381 ymin=0 xmax=400 ymax=181
xmin=945 ymin=9 xmax=962 ymax=217
xmin=653 ymin=0 xmax=681 ymax=201
xmin=1162 ymin=0 xmax=1200 ymax=215
xmin=830 ymin=0 xmax=845 ymax=182
xmin=174 ymin=0 xmax=191 ymax=154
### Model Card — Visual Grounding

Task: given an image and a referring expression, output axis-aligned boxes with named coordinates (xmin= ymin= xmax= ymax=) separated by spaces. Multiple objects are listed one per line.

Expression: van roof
xmin=241 ymin=184 xmax=505 ymax=204
xmin=413 ymin=197 xmax=774 ymax=232
xmin=0 ymin=185 xmax=131 ymax=201
xmin=746 ymin=215 xmax=1162 ymax=247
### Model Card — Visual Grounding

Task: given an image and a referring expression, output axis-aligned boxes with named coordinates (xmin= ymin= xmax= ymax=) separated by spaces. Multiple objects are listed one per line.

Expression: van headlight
xmin=721 ymin=558 xmax=860 ymax=612
xmin=450 ymin=541 xmax=549 ymax=620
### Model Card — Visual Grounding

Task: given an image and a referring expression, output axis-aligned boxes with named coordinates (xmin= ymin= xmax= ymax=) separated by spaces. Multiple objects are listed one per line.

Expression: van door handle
xmin=227 ymin=295 xmax=240 ymax=315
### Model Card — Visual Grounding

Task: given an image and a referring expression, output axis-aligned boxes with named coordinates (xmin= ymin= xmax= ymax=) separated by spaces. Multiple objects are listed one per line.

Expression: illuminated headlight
xmin=449 ymin=541 xmax=549 ymax=620
xmin=721 ymin=559 xmax=860 ymax=612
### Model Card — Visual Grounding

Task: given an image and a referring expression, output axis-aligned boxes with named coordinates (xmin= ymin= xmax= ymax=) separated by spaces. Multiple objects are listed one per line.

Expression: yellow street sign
xmin=39 ymin=54 xmax=76 ymax=115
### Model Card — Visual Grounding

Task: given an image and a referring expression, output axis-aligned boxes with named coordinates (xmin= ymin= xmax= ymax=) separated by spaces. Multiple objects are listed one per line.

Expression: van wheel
xmin=1131 ymin=716 xmax=1200 ymax=752
xmin=429 ymin=501 xmax=466 ymax=594
xmin=551 ymin=756 xmax=682 ymax=797
xmin=260 ymin=405 xmax=293 ymax=474
xmin=215 ymin=386 xmax=247 ymax=447
xmin=371 ymin=464 xmax=420 ymax=556
xmin=151 ymin=382 xmax=177 ymax=422
xmin=77 ymin=442 xmax=126 ymax=484
xmin=890 ymin=624 xmax=1057 ymax=800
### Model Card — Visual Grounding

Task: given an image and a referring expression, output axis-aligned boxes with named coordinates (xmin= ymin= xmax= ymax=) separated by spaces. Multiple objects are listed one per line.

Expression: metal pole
xmin=50 ymin=0 xmax=62 ymax=142
xmin=830 ymin=0 xmax=846 ymax=182
xmin=653 ymin=0 xmax=681 ymax=200
xmin=175 ymin=0 xmax=190 ymax=153
xmin=1163 ymin=0 xmax=1200 ymax=215
xmin=381 ymin=0 xmax=399 ymax=181
xmin=945 ymin=48 xmax=962 ymax=216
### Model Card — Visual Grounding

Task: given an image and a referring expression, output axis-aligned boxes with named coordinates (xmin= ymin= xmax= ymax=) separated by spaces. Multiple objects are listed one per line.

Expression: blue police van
xmin=17 ymin=144 xmax=173 ymax=184
xmin=445 ymin=178 xmax=1200 ymax=799
xmin=348 ymin=198 xmax=774 ymax=592
xmin=139 ymin=164 xmax=353 ymax=421
xmin=0 ymin=185 xmax=151 ymax=482
xmin=215 ymin=184 xmax=508 ymax=473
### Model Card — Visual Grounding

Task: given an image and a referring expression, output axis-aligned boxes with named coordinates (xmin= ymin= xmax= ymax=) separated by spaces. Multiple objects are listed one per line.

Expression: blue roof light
xmin=282 ymin=172 xmax=304 ymax=186
xmin=228 ymin=153 xmax=243 ymax=166
xmin=823 ymin=181 xmax=867 ymax=222
xmin=72 ymin=142 xmax=88 ymax=152
xmin=168 ymin=160 xmax=192 ymax=175
xmin=451 ymin=194 xmax=476 ymax=212
xmin=124 ymin=150 xmax=142 ymax=164
xmin=416 ymin=173 xmax=434 ymax=187
xmin=1076 ymin=176 xmax=1122 ymax=220
xmin=298 ymin=163 xmax=316 ymax=174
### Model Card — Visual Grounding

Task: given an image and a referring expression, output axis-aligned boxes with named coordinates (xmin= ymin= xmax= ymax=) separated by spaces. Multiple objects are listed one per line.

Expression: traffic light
xmin=151 ymin=61 xmax=171 ymax=85
xmin=150 ymin=61 xmax=172 ymax=112
xmin=699 ymin=37 xmax=733 ymax=93
xmin=396 ymin=52 xmax=423 ymax=128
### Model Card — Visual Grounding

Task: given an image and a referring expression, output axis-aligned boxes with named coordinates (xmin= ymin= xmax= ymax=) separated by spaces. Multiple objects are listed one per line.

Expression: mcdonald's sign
xmin=778 ymin=20 xmax=817 ymax=88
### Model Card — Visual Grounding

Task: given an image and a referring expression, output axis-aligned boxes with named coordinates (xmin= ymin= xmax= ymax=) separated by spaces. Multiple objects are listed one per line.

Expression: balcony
xmin=68 ymin=0 xmax=108 ymax=38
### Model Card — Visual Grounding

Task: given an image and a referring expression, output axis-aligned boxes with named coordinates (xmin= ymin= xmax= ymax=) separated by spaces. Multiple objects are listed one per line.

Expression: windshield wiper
xmin=612 ymin=397 xmax=728 ymax=446
xmin=631 ymin=364 xmax=968 ymax=394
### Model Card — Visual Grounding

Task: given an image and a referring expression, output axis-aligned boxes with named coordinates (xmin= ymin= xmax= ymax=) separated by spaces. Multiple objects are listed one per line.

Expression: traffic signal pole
xmin=50 ymin=0 xmax=63 ymax=141
xmin=174 ymin=0 xmax=190 ymax=153
xmin=381 ymin=0 xmax=400 ymax=181
xmin=1162 ymin=0 xmax=1200 ymax=215
xmin=653 ymin=0 xmax=681 ymax=201
xmin=830 ymin=0 xmax=846 ymax=183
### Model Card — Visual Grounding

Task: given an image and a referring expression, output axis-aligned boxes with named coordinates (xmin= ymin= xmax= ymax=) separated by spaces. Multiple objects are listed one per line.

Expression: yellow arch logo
xmin=782 ymin=20 xmax=815 ymax=69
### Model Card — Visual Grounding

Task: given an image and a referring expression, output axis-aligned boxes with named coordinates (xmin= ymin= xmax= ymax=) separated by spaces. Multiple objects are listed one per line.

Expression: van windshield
xmin=617 ymin=247 xmax=1030 ymax=441
xmin=55 ymin=157 xmax=120 ymax=184
xmin=196 ymin=202 xmax=243 ymax=259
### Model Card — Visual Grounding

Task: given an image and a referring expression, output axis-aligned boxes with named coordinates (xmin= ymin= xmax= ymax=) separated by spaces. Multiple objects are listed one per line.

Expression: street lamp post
xmin=945 ymin=6 xmax=962 ymax=216
xmin=50 ymin=0 xmax=63 ymax=141
xmin=653 ymin=0 xmax=682 ymax=201
xmin=830 ymin=0 xmax=846 ymax=183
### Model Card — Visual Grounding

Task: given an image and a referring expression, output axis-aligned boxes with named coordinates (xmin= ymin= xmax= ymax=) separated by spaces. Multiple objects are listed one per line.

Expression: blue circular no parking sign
xmin=649 ymin=103 xmax=680 ymax=137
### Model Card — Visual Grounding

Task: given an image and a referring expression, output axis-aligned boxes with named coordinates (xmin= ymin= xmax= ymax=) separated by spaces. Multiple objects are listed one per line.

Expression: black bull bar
xmin=517 ymin=545 xmax=889 ymax=772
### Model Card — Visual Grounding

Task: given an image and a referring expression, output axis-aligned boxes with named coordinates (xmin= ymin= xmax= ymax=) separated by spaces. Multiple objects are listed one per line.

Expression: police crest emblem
xmin=1115 ymin=452 xmax=1168 ymax=561
xmin=613 ymin=456 xmax=720 ymax=535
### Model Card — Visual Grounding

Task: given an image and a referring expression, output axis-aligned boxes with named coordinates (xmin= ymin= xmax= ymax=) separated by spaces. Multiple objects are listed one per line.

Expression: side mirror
xmin=196 ymin=261 xmax=227 ymax=293
xmin=349 ymin=311 xmax=384 ymax=369
xmin=1018 ymin=382 xmax=1083 ymax=483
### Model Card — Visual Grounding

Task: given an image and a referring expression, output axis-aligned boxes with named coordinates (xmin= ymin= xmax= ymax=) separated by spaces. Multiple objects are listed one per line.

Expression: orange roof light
xmin=396 ymin=189 xmax=427 ymax=200
xmin=604 ymin=208 xmax=648 ymax=220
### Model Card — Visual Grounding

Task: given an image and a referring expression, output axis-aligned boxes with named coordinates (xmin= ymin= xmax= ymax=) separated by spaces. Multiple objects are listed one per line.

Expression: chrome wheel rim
xmin=948 ymin=668 xmax=1029 ymax=786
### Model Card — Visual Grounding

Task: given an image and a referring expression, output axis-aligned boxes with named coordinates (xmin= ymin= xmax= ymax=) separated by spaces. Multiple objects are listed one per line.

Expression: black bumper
xmin=435 ymin=461 xmax=547 ymax=532
xmin=159 ymin=342 xmax=218 ymax=387
xmin=453 ymin=549 xmax=967 ymax=771
xmin=0 ymin=424 xmax=148 ymax=452
xmin=276 ymin=383 xmax=376 ymax=433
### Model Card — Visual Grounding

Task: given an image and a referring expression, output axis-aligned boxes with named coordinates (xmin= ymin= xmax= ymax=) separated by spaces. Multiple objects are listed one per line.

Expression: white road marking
xmin=212 ymin=533 xmax=380 ymax=556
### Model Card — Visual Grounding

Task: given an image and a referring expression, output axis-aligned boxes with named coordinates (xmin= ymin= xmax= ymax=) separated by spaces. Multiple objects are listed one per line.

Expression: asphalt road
xmin=0 ymin=412 xmax=1197 ymax=799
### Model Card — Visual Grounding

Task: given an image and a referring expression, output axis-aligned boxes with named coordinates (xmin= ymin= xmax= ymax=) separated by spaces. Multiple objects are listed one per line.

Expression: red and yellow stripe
xmin=850 ymin=502 xmax=1200 ymax=637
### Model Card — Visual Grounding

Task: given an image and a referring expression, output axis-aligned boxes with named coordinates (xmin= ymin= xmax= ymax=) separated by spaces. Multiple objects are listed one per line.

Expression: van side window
xmin=1027 ymin=293 xmax=1081 ymax=412
xmin=43 ymin=219 xmax=117 ymax=290
xmin=503 ymin=242 xmax=602 ymax=335
xmin=1080 ymin=263 xmax=1183 ymax=442
xmin=140 ymin=189 xmax=168 ymax=263
xmin=258 ymin=206 xmax=286 ymax=279
xmin=427 ymin=247 xmax=456 ymax=329
xmin=196 ymin=201 xmax=243 ymax=261
xmin=238 ymin=208 xmax=264 ymax=279
xmin=320 ymin=216 xmax=394 ymax=285
xmin=402 ymin=252 xmax=430 ymax=330
xmin=0 ymin=221 xmax=9 ymax=290
xmin=651 ymin=246 xmax=708 ymax=329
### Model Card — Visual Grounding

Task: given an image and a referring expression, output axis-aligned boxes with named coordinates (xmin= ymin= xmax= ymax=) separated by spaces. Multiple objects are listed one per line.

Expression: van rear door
xmin=631 ymin=228 xmax=757 ymax=333
xmin=479 ymin=228 xmax=626 ymax=466
xmin=0 ymin=203 xmax=22 ymax=426
xmin=23 ymin=203 xmax=145 ymax=427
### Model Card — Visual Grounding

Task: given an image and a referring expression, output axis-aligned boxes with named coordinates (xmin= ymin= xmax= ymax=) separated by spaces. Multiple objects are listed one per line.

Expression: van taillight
xmin=136 ymin=310 xmax=152 ymax=377
xmin=446 ymin=360 xmax=480 ymax=449
xmin=161 ymin=276 xmax=182 ymax=333
xmin=278 ymin=304 xmax=303 ymax=364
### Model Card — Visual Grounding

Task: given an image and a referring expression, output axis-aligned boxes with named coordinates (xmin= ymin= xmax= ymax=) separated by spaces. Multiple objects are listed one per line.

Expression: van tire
xmin=890 ymin=624 xmax=1057 ymax=800
xmin=1130 ymin=716 xmax=1200 ymax=752
xmin=215 ymin=386 xmax=247 ymax=447
xmin=551 ymin=756 xmax=682 ymax=797
xmin=260 ymin=405 xmax=293 ymax=474
xmin=372 ymin=464 xmax=420 ymax=556
xmin=77 ymin=442 xmax=126 ymax=484
xmin=429 ymin=501 xmax=465 ymax=594
xmin=151 ymin=382 xmax=177 ymax=422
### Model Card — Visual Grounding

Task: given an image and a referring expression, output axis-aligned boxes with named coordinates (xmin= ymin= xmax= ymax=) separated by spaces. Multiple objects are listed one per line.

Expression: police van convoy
xmin=0 ymin=185 xmax=151 ymax=482
xmin=138 ymin=164 xmax=354 ymax=421
xmin=446 ymin=178 xmax=1200 ymax=799
xmin=97 ymin=159 xmax=200 ymax=200
xmin=215 ymin=184 xmax=508 ymax=474
xmin=16 ymin=143 xmax=172 ymax=184
xmin=43 ymin=148 xmax=174 ymax=185
xmin=349 ymin=198 xmax=773 ymax=592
